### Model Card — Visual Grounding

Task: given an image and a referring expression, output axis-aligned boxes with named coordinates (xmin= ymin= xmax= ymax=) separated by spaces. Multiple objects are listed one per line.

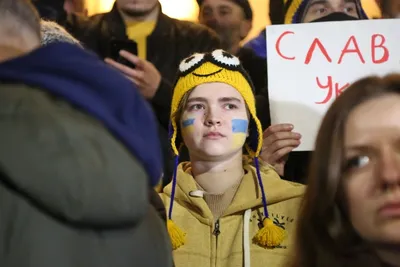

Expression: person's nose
xmin=204 ymin=108 xmax=221 ymax=127
xmin=377 ymin=147 xmax=400 ymax=191
xmin=206 ymin=15 xmax=219 ymax=29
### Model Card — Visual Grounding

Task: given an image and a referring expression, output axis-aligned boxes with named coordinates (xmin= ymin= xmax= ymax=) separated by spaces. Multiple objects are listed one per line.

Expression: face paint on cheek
xmin=231 ymin=119 xmax=248 ymax=148
xmin=181 ymin=118 xmax=195 ymax=135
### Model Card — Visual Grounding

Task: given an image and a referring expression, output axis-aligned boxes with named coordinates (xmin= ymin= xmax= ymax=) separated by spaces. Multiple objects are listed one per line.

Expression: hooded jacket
xmin=160 ymin=161 xmax=305 ymax=267
xmin=0 ymin=44 xmax=172 ymax=267
xmin=0 ymin=43 xmax=162 ymax=186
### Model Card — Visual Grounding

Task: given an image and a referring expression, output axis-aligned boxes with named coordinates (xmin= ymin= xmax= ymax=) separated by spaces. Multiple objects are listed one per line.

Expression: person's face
xmin=116 ymin=0 xmax=159 ymax=17
xmin=302 ymin=0 xmax=359 ymax=23
xmin=180 ymin=82 xmax=248 ymax=161
xmin=343 ymin=94 xmax=400 ymax=245
xmin=198 ymin=0 xmax=251 ymax=51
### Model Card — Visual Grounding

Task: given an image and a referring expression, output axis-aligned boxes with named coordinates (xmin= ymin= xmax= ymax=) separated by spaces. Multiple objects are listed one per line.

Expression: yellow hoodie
xmin=160 ymin=161 xmax=305 ymax=267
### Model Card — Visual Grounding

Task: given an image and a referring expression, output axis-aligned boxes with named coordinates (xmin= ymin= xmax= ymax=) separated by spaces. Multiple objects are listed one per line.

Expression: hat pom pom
xmin=167 ymin=219 xmax=186 ymax=250
xmin=253 ymin=218 xmax=286 ymax=248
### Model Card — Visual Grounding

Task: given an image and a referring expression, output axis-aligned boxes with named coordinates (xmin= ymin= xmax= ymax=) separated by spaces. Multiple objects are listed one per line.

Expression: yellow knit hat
xmin=167 ymin=49 xmax=286 ymax=250
xmin=283 ymin=0 xmax=306 ymax=24
xmin=170 ymin=49 xmax=262 ymax=158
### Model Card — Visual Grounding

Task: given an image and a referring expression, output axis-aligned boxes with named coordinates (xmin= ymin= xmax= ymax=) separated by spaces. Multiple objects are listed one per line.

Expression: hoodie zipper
xmin=213 ymin=219 xmax=220 ymax=236
xmin=212 ymin=219 xmax=220 ymax=267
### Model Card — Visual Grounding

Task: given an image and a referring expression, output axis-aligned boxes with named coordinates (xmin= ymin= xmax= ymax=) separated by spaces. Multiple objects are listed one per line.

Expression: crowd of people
xmin=0 ymin=0 xmax=399 ymax=267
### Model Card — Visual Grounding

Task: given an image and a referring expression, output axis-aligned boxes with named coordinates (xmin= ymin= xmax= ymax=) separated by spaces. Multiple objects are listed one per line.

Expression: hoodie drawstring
xmin=243 ymin=209 xmax=252 ymax=267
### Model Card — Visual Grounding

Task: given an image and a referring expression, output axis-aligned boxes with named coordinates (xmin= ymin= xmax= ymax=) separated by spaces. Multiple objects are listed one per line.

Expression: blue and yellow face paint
xmin=231 ymin=119 xmax=248 ymax=149
xmin=181 ymin=118 xmax=195 ymax=136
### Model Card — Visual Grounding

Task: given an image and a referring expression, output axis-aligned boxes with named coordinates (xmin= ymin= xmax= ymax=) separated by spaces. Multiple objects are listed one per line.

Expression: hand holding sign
xmin=260 ymin=123 xmax=301 ymax=176
xmin=267 ymin=19 xmax=400 ymax=151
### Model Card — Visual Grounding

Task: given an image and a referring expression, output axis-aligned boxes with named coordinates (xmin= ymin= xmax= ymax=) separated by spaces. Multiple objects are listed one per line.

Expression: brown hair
xmin=290 ymin=74 xmax=400 ymax=267
xmin=0 ymin=0 xmax=41 ymax=45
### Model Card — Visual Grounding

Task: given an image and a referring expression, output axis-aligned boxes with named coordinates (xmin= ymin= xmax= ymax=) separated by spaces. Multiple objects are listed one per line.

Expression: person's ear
xmin=239 ymin=20 xmax=252 ymax=40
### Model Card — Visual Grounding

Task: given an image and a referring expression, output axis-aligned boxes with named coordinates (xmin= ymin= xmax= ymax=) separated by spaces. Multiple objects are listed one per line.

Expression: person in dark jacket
xmin=64 ymin=0 xmax=220 ymax=186
xmin=0 ymin=1 xmax=172 ymax=266
xmin=196 ymin=0 xmax=267 ymax=96
xmin=196 ymin=0 xmax=272 ymax=132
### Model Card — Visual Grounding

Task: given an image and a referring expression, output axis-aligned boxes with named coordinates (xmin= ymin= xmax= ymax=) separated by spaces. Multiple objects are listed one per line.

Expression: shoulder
xmin=0 ymin=83 xmax=52 ymax=109
xmin=0 ymin=84 xmax=102 ymax=130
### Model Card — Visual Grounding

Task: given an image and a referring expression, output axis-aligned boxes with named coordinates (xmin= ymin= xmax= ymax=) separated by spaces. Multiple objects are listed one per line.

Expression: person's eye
xmin=219 ymin=10 xmax=230 ymax=16
xmin=315 ymin=7 xmax=328 ymax=15
xmin=310 ymin=4 xmax=328 ymax=15
xmin=224 ymin=103 xmax=238 ymax=110
xmin=343 ymin=155 xmax=370 ymax=172
xmin=344 ymin=4 xmax=356 ymax=13
xmin=188 ymin=104 xmax=204 ymax=111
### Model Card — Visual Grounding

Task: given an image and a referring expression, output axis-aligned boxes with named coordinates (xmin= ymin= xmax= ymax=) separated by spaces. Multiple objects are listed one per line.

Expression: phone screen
xmin=109 ymin=39 xmax=138 ymax=69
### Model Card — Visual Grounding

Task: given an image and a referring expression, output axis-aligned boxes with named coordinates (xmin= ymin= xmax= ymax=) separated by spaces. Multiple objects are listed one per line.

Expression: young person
xmin=160 ymin=49 xmax=305 ymax=267
xmin=290 ymin=74 xmax=400 ymax=267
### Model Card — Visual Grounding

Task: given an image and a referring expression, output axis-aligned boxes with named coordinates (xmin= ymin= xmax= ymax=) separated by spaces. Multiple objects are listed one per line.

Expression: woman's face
xmin=180 ymin=82 xmax=248 ymax=161
xmin=343 ymin=93 xmax=400 ymax=245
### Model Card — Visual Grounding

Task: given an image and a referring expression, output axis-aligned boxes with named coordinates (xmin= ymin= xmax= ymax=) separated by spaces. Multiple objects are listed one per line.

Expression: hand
xmin=260 ymin=123 xmax=301 ymax=176
xmin=105 ymin=50 xmax=162 ymax=99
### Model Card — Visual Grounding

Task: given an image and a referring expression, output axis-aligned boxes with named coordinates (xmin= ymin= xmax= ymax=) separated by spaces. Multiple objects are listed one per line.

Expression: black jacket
xmin=65 ymin=4 xmax=221 ymax=130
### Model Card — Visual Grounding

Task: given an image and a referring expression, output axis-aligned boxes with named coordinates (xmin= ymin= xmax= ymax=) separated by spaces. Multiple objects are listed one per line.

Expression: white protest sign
xmin=266 ymin=19 xmax=400 ymax=151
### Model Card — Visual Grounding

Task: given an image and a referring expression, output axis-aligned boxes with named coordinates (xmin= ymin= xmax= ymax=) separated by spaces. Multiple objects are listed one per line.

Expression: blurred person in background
xmin=197 ymin=0 xmax=267 ymax=97
xmin=196 ymin=0 xmax=272 ymax=138
xmin=289 ymin=74 xmax=400 ymax=267
xmin=0 ymin=1 xmax=172 ymax=266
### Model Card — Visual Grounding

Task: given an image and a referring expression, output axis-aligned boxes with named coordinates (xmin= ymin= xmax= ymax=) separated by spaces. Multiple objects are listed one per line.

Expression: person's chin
xmin=200 ymin=143 xmax=231 ymax=158
xmin=377 ymin=219 xmax=400 ymax=244
xmin=120 ymin=3 xmax=157 ymax=17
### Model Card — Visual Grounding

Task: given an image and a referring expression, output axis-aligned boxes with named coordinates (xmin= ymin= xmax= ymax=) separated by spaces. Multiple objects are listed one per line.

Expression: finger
xmin=124 ymin=74 xmax=140 ymax=86
xmin=263 ymin=123 xmax=294 ymax=138
xmin=105 ymin=58 xmax=137 ymax=78
xmin=119 ymin=50 xmax=145 ymax=69
xmin=264 ymin=131 xmax=301 ymax=147
xmin=266 ymin=139 xmax=301 ymax=154
xmin=270 ymin=146 xmax=298 ymax=164
xmin=129 ymin=69 xmax=145 ymax=81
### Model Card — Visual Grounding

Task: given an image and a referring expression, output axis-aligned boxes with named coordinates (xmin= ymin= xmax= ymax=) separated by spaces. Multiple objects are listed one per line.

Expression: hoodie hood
xmin=163 ymin=161 xmax=304 ymax=222
xmin=0 ymin=43 xmax=162 ymax=186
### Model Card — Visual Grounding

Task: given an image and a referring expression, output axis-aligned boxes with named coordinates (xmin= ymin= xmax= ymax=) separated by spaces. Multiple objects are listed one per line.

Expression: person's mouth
xmin=379 ymin=200 xmax=400 ymax=217
xmin=204 ymin=131 xmax=224 ymax=139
